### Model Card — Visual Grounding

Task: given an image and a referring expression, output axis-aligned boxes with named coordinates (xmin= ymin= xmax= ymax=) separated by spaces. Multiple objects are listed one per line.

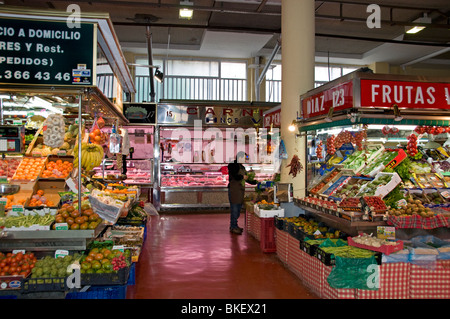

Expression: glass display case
xmin=160 ymin=162 xmax=275 ymax=208
xmin=93 ymin=159 xmax=153 ymax=185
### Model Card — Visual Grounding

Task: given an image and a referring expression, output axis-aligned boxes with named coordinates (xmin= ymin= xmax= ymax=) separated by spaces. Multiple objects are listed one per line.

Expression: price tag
xmin=57 ymin=150 xmax=67 ymax=156
xmin=54 ymin=223 xmax=69 ymax=230
xmin=66 ymin=177 xmax=78 ymax=193
xmin=112 ymin=245 xmax=125 ymax=252
xmin=12 ymin=205 xmax=24 ymax=214
xmin=55 ymin=249 xmax=69 ymax=258
xmin=0 ymin=176 xmax=8 ymax=183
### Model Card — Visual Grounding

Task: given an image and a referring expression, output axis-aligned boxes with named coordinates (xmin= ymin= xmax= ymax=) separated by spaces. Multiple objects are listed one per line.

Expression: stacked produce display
xmin=0 ymin=114 xmax=149 ymax=299
xmin=300 ymin=125 xmax=450 ymax=229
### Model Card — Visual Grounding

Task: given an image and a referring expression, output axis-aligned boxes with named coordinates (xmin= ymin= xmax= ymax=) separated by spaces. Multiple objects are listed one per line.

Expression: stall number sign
xmin=0 ymin=18 xmax=95 ymax=86
xmin=360 ymin=79 xmax=450 ymax=109
xmin=301 ymin=80 xmax=353 ymax=119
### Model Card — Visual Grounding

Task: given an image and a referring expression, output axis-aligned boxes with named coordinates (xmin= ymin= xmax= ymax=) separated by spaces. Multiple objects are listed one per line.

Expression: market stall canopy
xmin=298 ymin=69 xmax=450 ymax=132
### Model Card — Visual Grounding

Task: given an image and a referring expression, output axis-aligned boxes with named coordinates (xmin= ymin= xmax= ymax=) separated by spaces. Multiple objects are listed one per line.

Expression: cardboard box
xmin=357 ymin=172 xmax=401 ymax=199
xmin=25 ymin=180 xmax=66 ymax=208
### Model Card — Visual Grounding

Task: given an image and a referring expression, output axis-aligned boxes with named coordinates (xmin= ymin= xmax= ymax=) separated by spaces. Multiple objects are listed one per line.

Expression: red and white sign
xmin=360 ymin=79 xmax=450 ymax=109
xmin=263 ymin=107 xmax=281 ymax=128
xmin=301 ymin=80 xmax=353 ymax=119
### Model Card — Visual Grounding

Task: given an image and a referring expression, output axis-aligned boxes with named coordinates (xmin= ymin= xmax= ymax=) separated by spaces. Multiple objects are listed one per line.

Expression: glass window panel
xmin=267 ymin=64 xmax=281 ymax=80
xmin=167 ymin=60 xmax=219 ymax=77
xmin=343 ymin=67 xmax=357 ymax=75
xmin=221 ymin=62 xmax=246 ymax=79
xmin=135 ymin=58 xmax=163 ymax=76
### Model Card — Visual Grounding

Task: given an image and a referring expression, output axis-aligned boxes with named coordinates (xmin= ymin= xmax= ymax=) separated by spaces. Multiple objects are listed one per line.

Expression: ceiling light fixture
xmin=405 ymin=13 xmax=431 ymax=34
xmin=154 ymin=69 xmax=164 ymax=83
xmin=179 ymin=1 xmax=194 ymax=20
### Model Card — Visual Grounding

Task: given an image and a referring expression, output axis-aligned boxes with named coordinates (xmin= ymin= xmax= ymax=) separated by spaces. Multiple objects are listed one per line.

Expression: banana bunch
xmin=74 ymin=142 xmax=104 ymax=172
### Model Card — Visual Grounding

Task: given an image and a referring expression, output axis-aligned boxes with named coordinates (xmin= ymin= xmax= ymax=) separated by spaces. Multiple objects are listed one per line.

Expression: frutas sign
xmin=301 ymin=81 xmax=354 ymax=119
xmin=360 ymin=79 xmax=450 ymax=109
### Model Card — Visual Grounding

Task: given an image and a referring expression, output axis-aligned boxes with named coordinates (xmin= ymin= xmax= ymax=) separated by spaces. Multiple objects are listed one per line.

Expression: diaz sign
xmin=301 ymin=80 xmax=353 ymax=119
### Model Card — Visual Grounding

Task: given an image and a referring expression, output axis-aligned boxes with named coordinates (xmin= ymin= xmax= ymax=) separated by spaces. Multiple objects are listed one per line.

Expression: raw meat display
xmin=161 ymin=174 xmax=228 ymax=187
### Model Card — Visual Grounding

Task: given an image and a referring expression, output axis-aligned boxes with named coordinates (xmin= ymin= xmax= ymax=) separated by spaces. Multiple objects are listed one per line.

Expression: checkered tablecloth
xmin=410 ymin=260 xmax=450 ymax=299
xmin=387 ymin=214 xmax=449 ymax=229
xmin=275 ymin=228 xmax=289 ymax=264
xmin=356 ymin=262 xmax=411 ymax=299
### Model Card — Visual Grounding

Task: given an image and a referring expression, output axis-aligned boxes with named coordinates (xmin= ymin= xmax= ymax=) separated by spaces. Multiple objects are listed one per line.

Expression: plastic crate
xmin=21 ymin=277 xmax=67 ymax=293
xmin=260 ymin=217 xmax=276 ymax=253
xmin=65 ymin=285 xmax=127 ymax=299
xmin=274 ymin=217 xmax=284 ymax=230
xmin=80 ymin=266 xmax=130 ymax=286
xmin=127 ymin=263 xmax=136 ymax=285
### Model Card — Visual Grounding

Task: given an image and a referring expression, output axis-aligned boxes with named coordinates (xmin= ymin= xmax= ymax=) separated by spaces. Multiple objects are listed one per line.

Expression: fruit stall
xmin=154 ymin=100 xmax=280 ymax=211
xmin=0 ymin=7 xmax=148 ymax=298
xmin=262 ymin=69 xmax=450 ymax=298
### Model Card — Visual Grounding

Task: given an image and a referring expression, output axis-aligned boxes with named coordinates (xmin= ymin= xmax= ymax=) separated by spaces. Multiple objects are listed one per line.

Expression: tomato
xmin=15 ymin=252 xmax=23 ymax=262
xmin=95 ymin=253 xmax=104 ymax=261
xmin=21 ymin=263 xmax=29 ymax=271
xmin=20 ymin=271 xmax=28 ymax=277
xmin=0 ymin=261 xmax=6 ymax=268
xmin=9 ymin=266 xmax=16 ymax=273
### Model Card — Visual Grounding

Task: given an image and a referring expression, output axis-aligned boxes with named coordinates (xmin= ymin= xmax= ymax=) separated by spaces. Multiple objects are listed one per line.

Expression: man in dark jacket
xmin=227 ymin=152 xmax=256 ymax=234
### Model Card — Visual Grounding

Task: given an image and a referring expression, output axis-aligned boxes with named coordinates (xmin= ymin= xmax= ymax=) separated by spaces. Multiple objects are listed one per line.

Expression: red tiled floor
xmin=126 ymin=213 xmax=319 ymax=299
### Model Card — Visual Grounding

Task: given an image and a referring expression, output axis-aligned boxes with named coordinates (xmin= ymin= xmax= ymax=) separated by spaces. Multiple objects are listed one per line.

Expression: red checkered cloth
xmin=298 ymin=248 xmax=325 ymax=298
xmin=275 ymin=228 xmax=289 ymax=264
xmin=287 ymin=237 xmax=303 ymax=279
xmin=356 ymin=262 xmax=411 ymax=299
xmin=410 ymin=260 xmax=450 ymax=299
xmin=387 ymin=215 xmax=449 ymax=229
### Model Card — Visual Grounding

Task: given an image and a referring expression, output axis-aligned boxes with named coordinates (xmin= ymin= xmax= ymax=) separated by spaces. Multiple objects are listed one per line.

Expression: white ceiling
xmin=2 ymin=0 xmax=450 ymax=69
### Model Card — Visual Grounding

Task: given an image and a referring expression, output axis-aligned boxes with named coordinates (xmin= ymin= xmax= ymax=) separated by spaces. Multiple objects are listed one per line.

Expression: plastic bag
xmin=327 ymin=255 xmax=379 ymax=290
xmin=43 ymin=114 xmax=65 ymax=148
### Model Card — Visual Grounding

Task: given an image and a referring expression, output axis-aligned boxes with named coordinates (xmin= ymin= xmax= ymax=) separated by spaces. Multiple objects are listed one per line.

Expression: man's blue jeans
xmin=229 ymin=203 xmax=243 ymax=229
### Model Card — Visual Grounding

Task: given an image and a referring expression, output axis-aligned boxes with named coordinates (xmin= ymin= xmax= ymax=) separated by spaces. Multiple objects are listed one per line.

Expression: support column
xmin=280 ymin=0 xmax=315 ymax=198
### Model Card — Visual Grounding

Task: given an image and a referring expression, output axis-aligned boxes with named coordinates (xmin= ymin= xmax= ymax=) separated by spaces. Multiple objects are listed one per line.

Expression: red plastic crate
xmin=260 ymin=217 xmax=276 ymax=253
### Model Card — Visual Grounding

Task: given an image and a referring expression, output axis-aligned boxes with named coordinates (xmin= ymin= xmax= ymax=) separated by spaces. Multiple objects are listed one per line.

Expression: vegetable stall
xmin=0 ymin=7 xmax=147 ymax=299
xmin=269 ymin=69 xmax=450 ymax=299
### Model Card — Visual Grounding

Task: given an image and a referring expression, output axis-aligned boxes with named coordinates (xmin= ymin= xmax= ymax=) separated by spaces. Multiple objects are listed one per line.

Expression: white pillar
xmin=280 ymin=0 xmax=315 ymax=198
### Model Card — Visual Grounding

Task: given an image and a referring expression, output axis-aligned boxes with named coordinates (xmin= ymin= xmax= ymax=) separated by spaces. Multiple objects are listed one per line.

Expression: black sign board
xmin=0 ymin=17 xmax=95 ymax=86
xmin=123 ymin=103 xmax=156 ymax=124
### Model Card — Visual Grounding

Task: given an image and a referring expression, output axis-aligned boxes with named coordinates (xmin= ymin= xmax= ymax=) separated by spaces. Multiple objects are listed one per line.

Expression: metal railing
xmin=134 ymin=75 xmax=247 ymax=102
xmin=266 ymin=79 xmax=282 ymax=103
xmin=96 ymin=73 xmax=115 ymax=98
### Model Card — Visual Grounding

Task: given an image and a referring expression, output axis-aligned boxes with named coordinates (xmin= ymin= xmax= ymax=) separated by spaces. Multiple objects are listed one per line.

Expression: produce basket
xmin=348 ymin=236 xmax=403 ymax=255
